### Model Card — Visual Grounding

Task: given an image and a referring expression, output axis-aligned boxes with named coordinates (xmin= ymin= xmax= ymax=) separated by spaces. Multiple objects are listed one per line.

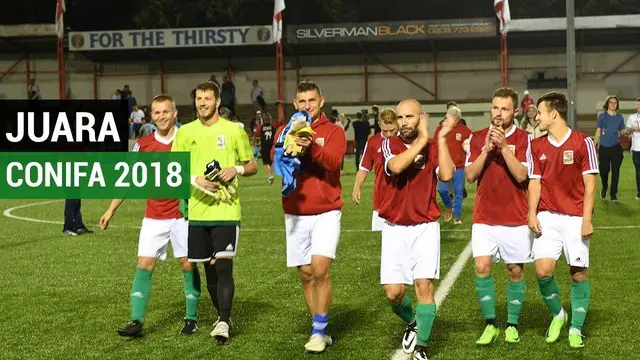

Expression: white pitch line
xmin=4 ymin=200 xmax=640 ymax=234
xmin=390 ymin=241 xmax=473 ymax=360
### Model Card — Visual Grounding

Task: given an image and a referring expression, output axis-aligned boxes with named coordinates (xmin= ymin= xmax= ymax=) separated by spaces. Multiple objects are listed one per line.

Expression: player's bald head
xmin=397 ymin=98 xmax=422 ymax=114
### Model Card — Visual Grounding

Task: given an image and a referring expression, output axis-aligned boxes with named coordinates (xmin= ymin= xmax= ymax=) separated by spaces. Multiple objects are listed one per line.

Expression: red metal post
xmin=57 ymin=38 xmax=67 ymax=99
xmin=93 ymin=63 xmax=98 ymax=99
xmin=276 ymin=40 xmax=284 ymax=123
xmin=364 ymin=57 xmax=369 ymax=102
xmin=500 ymin=34 xmax=508 ymax=87
xmin=367 ymin=54 xmax=436 ymax=98
xmin=25 ymin=55 xmax=30 ymax=86
xmin=433 ymin=50 xmax=438 ymax=100
xmin=159 ymin=61 xmax=165 ymax=94
xmin=602 ymin=50 xmax=640 ymax=80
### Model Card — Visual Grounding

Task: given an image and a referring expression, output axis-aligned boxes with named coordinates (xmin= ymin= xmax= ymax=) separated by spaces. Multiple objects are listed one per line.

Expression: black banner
xmin=0 ymin=100 xmax=129 ymax=152
xmin=287 ymin=18 xmax=496 ymax=44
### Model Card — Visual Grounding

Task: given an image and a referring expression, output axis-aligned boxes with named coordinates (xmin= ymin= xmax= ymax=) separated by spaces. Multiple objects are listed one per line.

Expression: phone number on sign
xmin=5 ymin=161 xmax=183 ymax=188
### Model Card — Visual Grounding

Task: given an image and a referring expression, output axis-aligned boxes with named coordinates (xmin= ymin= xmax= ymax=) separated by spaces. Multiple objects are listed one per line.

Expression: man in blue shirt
xmin=594 ymin=95 xmax=626 ymax=202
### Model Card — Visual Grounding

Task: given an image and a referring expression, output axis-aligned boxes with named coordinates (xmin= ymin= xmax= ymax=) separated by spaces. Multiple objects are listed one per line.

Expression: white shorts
xmin=285 ymin=210 xmax=341 ymax=267
xmin=138 ymin=217 xmax=188 ymax=260
xmin=472 ymin=224 xmax=534 ymax=264
xmin=532 ymin=211 xmax=590 ymax=268
xmin=380 ymin=221 xmax=440 ymax=285
xmin=371 ymin=210 xmax=385 ymax=232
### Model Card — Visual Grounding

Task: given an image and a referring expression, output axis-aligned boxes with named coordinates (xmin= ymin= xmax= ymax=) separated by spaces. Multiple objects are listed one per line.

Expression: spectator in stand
xmin=521 ymin=90 xmax=534 ymax=118
xmin=139 ymin=118 xmax=157 ymax=137
xmin=352 ymin=112 xmax=371 ymax=170
xmin=221 ymin=75 xmax=236 ymax=115
xmin=112 ymin=89 xmax=122 ymax=100
xmin=521 ymin=104 xmax=547 ymax=138
xmin=27 ymin=79 xmax=41 ymax=100
xmin=251 ymin=80 xmax=266 ymax=112
xmin=371 ymin=105 xmax=381 ymax=133
xmin=129 ymin=104 xmax=145 ymax=139
xmin=209 ymin=75 xmax=220 ymax=89
xmin=594 ymin=95 xmax=626 ymax=202
xmin=219 ymin=107 xmax=232 ymax=120
xmin=251 ymin=110 xmax=264 ymax=134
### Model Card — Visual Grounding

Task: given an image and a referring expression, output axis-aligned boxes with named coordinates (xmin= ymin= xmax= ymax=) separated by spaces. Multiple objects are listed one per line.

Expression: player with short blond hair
xmin=351 ymin=108 xmax=398 ymax=231
xmin=101 ymin=94 xmax=202 ymax=338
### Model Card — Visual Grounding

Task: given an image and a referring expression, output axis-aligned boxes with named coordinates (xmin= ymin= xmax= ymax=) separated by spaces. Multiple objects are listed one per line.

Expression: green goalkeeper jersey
xmin=172 ymin=117 xmax=253 ymax=225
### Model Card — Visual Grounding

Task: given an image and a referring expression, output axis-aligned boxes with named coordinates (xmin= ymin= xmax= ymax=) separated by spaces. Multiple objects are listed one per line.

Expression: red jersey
xmin=465 ymin=126 xmax=531 ymax=226
xmin=358 ymin=132 xmax=388 ymax=210
xmin=271 ymin=113 xmax=347 ymax=216
xmin=433 ymin=123 xmax=472 ymax=168
xmin=378 ymin=137 xmax=441 ymax=225
xmin=529 ymin=129 xmax=599 ymax=217
xmin=133 ymin=130 xmax=182 ymax=220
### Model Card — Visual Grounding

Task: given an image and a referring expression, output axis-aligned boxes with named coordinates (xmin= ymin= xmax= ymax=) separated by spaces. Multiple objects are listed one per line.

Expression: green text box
xmin=0 ymin=152 xmax=190 ymax=199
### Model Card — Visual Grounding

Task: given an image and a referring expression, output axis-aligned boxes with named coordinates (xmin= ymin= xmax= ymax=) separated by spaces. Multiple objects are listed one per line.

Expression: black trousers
xmin=598 ymin=144 xmax=623 ymax=197
xmin=355 ymin=141 xmax=366 ymax=169
xmin=633 ymin=151 xmax=640 ymax=195
xmin=63 ymin=199 xmax=85 ymax=231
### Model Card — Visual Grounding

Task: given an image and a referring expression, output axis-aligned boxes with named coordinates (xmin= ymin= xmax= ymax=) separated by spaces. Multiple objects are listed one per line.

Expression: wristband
xmin=235 ymin=165 xmax=245 ymax=175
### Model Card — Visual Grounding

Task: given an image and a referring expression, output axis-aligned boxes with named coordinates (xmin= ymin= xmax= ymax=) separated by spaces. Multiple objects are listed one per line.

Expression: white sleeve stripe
xmin=584 ymin=137 xmax=599 ymax=171
xmin=529 ymin=175 xmax=542 ymax=179
xmin=359 ymin=166 xmax=371 ymax=173
xmin=464 ymin=133 xmax=474 ymax=167
xmin=358 ymin=140 xmax=370 ymax=169
xmin=382 ymin=139 xmax=392 ymax=160
xmin=132 ymin=142 xmax=140 ymax=152
xmin=527 ymin=134 xmax=535 ymax=178
xmin=582 ymin=170 xmax=599 ymax=175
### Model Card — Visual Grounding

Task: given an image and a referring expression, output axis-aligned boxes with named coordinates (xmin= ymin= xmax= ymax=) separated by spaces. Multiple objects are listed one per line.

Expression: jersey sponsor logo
xmin=508 ymin=144 xmax=516 ymax=154
xmin=563 ymin=150 xmax=574 ymax=165
xmin=217 ymin=135 xmax=226 ymax=148
xmin=456 ymin=133 xmax=462 ymax=141
xmin=315 ymin=137 xmax=325 ymax=146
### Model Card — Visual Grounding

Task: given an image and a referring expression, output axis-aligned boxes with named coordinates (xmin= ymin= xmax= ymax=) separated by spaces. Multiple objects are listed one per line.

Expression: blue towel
xmin=273 ymin=111 xmax=312 ymax=197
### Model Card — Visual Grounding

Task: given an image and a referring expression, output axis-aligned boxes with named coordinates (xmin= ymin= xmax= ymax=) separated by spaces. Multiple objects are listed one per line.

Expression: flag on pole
xmin=493 ymin=0 xmax=511 ymax=35
xmin=273 ymin=0 xmax=286 ymax=43
xmin=55 ymin=0 xmax=66 ymax=39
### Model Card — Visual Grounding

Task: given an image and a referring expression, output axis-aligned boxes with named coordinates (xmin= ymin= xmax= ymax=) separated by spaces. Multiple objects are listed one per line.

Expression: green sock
xmin=183 ymin=267 xmax=201 ymax=321
xmin=130 ymin=268 xmax=153 ymax=323
xmin=570 ymin=279 xmax=590 ymax=329
xmin=390 ymin=295 xmax=415 ymax=323
xmin=416 ymin=303 xmax=436 ymax=346
xmin=475 ymin=275 xmax=496 ymax=320
xmin=507 ymin=279 xmax=525 ymax=325
xmin=537 ymin=275 xmax=563 ymax=316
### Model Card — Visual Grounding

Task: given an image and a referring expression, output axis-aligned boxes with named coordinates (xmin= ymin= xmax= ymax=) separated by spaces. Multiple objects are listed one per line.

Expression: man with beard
xmin=464 ymin=87 xmax=533 ymax=345
xmin=102 ymin=94 xmax=202 ymax=338
xmin=379 ymin=98 xmax=455 ymax=360
xmin=171 ymin=81 xmax=258 ymax=345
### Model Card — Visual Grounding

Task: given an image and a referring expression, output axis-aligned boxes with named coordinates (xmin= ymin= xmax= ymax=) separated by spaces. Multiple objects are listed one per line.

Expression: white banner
xmin=68 ymin=26 xmax=274 ymax=51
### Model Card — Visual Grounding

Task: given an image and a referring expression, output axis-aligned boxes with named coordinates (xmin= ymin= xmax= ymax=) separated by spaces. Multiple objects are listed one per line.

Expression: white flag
xmin=55 ymin=0 xmax=66 ymax=39
xmin=273 ymin=0 xmax=286 ymax=43
xmin=494 ymin=0 xmax=511 ymax=35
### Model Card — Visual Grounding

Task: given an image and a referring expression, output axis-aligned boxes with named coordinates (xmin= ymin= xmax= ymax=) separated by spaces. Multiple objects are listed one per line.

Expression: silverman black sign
xmin=287 ymin=18 xmax=496 ymax=44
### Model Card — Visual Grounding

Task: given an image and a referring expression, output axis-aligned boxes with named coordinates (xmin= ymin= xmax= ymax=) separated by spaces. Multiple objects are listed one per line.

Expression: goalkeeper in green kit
xmin=171 ymin=80 xmax=257 ymax=344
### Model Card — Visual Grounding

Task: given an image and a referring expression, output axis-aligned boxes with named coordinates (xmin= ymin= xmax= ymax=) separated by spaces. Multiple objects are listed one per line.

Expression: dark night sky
xmin=0 ymin=0 xmax=637 ymax=31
